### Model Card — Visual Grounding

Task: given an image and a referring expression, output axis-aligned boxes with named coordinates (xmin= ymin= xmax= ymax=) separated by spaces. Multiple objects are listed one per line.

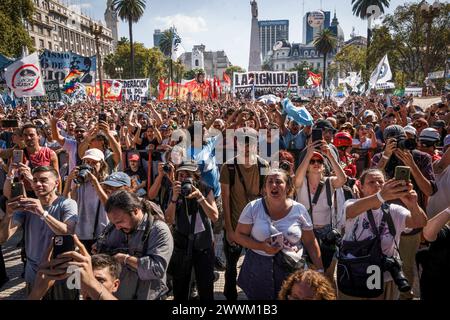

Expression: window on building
xmin=48 ymin=42 xmax=52 ymax=50
xmin=47 ymin=30 xmax=51 ymax=36
xmin=39 ymin=26 xmax=43 ymax=34
xmin=45 ymin=16 xmax=49 ymax=24
xmin=31 ymin=37 xmax=35 ymax=47
xmin=282 ymin=64 xmax=285 ymax=70
xmin=195 ymin=59 xmax=199 ymax=67
xmin=304 ymin=51 xmax=309 ymax=56
xmin=311 ymin=50 xmax=315 ymax=56
xmin=39 ymin=39 xmax=44 ymax=48
xmin=36 ymin=13 xmax=41 ymax=21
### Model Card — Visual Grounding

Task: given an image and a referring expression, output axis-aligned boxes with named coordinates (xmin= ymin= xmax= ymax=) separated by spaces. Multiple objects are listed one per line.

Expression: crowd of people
xmin=0 ymin=91 xmax=448 ymax=300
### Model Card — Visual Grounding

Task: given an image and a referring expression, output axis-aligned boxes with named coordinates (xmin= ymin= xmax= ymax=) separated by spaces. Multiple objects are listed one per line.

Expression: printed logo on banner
xmin=233 ymin=71 xmax=298 ymax=99
xmin=11 ymin=64 xmax=41 ymax=93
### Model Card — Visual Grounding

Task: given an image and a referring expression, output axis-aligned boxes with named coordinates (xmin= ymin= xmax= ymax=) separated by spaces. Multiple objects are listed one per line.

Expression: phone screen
xmin=311 ymin=129 xmax=323 ymax=143
xmin=394 ymin=166 xmax=411 ymax=182
xmin=11 ymin=182 xmax=25 ymax=199
xmin=12 ymin=150 xmax=23 ymax=164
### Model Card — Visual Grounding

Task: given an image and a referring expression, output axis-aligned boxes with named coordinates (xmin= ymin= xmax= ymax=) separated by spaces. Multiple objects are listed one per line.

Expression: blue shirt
xmin=283 ymin=128 xmax=308 ymax=150
xmin=187 ymin=136 xmax=221 ymax=197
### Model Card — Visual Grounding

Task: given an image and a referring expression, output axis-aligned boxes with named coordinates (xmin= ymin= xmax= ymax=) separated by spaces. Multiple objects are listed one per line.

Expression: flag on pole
xmin=369 ymin=54 xmax=392 ymax=89
xmin=223 ymin=72 xmax=231 ymax=85
xmin=171 ymin=34 xmax=185 ymax=61
xmin=5 ymin=52 xmax=45 ymax=97
xmin=307 ymin=71 xmax=322 ymax=87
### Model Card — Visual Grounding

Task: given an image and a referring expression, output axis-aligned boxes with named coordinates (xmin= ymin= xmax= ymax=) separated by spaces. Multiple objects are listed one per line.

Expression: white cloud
xmin=155 ymin=14 xmax=208 ymax=33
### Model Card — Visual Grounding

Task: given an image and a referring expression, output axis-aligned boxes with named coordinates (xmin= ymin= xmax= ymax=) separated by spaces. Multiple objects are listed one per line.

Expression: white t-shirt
xmin=343 ymin=199 xmax=410 ymax=281
xmin=352 ymin=138 xmax=373 ymax=149
xmin=426 ymin=166 xmax=450 ymax=218
xmin=238 ymin=199 xmax=313 ymax=259
xmin=296 ymin=180 xmax=335 ymax=226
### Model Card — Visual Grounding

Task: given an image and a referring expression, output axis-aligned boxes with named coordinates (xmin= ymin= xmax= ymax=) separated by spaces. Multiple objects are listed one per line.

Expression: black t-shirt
xmin=172 ymin=182 xmax=214 ymax=251
xmin=136 ymin=135 xmax=159 ymax=151
xmin=0 ymin=132 xmax=14 ymax=148
xmin=124 ymin=166 xmax=147 ymax=184
xmin=417 ymin=225 xmax=450 ymax=300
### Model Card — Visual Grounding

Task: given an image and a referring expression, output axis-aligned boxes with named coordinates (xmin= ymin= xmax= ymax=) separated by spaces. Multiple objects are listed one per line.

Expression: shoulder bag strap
xmin=380 ymin=204 xmax=402 ymax=255
xmin=366 ymin=209 xmax=381 ymax=239
xmin=306 ymin=177 xmax=325 ymax=224
xmin=324 ymin=177 xmax=333 ymax=226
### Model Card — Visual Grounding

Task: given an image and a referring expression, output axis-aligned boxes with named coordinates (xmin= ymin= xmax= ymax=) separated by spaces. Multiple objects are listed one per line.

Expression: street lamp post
xmin=115 ymin=66 xmax=123 ymax=79
xmin=420 ymin=0 xmax=442 ymax=92
xmin=90 ymin=22 xmax=104 ymax=107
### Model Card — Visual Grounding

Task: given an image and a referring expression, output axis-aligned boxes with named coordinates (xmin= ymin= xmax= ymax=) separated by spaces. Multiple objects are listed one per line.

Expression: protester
xmin=278 ymin=269 xmax=336 ymax=300
xmin=235 ymin=168 xmax=323 ymax=300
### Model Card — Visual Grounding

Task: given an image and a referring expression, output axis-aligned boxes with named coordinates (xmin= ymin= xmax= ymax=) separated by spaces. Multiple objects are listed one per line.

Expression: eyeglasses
xmin=309 ymin=159 xmax=324 ymax=165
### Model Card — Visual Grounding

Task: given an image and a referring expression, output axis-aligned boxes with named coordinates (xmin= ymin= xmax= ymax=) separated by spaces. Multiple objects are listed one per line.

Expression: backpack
xmin=336 ymin=204 xmax=391 ymax=298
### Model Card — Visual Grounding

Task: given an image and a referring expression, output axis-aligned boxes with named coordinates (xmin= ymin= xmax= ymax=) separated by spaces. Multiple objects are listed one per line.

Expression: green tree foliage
xmin=159 ymin=27 xmax=178 ymax=57
xmin=0 ymin=0 xmax=34 ymax=58
xmin=184 ymin=68 xmax=205 ymax=80
xmin=313 ymin=29 xmax=338 ymax=90
xmin=334 ymin=45 xmax=367 ymax=75
xmin=112 ymin=0 xmax=147 ymax=78
xmin=288 ymin=61 xmax=320 ymax=86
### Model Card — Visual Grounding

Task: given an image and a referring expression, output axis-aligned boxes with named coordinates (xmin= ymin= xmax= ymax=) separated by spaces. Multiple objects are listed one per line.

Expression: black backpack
xmin=337 ymin=205 xmax=392 ymax=298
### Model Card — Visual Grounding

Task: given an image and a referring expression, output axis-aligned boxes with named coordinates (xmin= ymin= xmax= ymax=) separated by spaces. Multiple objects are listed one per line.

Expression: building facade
xmin=153 ymin=29 xmax=163 ymax=48
xmin=180 ymin=45 xmax=232 ymax=79
xmin=104 ymin=0 xmax=119 ymax=49
xmin=28 ymin=0 xmax=115 ymax=57
xmin=269 ymin=12 xmax=345 ymax=72
xmin=258 ymin=20 xmax=289 ymax=62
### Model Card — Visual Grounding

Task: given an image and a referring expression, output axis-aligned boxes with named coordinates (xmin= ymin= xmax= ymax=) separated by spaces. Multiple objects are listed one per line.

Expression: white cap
xmin=403 ymin=125 xmax=417 ymax=136
xmin=419 ymin=128 xmax=440 ymax=142
xmin=82 ymin=148 xmax=105 ymax=162
xmin=364 ymin=110 xmax=376 ymax=119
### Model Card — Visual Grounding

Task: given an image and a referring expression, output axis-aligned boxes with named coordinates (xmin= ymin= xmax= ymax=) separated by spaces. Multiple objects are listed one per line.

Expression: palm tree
xmin=112 ymin=0 xmax=146 ymax=78
xmin=351 ymin=0 xmax=390 ymax=46
xmin=313 ymin=29 xmax=337 ymax=92
xmin=159 ymin=27 xmax=177 ymax=57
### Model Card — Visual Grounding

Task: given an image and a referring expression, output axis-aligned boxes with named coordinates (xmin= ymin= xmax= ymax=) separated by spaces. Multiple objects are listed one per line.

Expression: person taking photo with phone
xmin=0 ymin=166 xmax=78 ymax=300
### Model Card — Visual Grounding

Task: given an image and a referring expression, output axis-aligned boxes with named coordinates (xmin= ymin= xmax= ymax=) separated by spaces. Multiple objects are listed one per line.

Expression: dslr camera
xmin=74 ymin=164 xmax=93 ymax=184
xmin=162 ymin=163 xmax=172 ymax=173
xmin=321 ymin=228 xmax=342 ymax=247
xmin=396 ymin=138 xmax=417 ymax=151
xmin=382 ymin=256 xmax=411 ymax=292
xmin=180 ymin=178 xmax=195 ymax=197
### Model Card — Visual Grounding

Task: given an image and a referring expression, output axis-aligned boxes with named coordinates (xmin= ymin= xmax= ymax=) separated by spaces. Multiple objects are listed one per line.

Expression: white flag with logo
xmin=5 ymin=52 xmax=45 ymax=97
xmin=171 ymin=35 xmax=185 ymax=61
xmin=369 ymin=54 xmax=392 ymax=89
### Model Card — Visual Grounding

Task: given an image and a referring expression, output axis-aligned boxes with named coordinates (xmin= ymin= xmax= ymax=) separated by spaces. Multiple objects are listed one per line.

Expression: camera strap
xmin=306 ymin=177 xmax=326 ymax=225
xmin=92 ymin=200 xmax=101 ymax=240
xmin=380 ymin=204 xmax=402 ymax=257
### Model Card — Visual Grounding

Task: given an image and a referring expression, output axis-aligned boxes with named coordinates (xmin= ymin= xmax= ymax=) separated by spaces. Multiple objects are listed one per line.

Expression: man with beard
xmin=51 ymin=110 xmax=87 ymax=173
xmin=0 ymin=166 xmax=78 ymax=299
xmin=95 ymin=190 xmax=173 ymax=300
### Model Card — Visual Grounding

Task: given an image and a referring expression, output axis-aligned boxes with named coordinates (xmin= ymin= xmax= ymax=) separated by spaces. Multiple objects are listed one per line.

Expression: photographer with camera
xmin=372 ymin=125 xmax=437 ymax=299
xmin=28 ymin=235 xmax=120 ymax=300
xmin=95 ymin=190 xmax=173 ymax=300
xmin=339 ymin=168 xmax=427 ymax=300
xmin=64 ymin=148 xmax=109 ymax=251
xmin=165 ymin=160 xmax=219 ymax=300
xmin=0 ymin=166 xmax=78 ymax=299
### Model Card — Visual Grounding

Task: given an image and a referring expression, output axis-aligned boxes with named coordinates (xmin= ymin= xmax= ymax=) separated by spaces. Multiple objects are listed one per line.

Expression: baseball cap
xmin=419 ymin=128 xmax=440 ymax=142
xmin=82 ymin=148 xmax=104 ymax=162
xmin=384 ymin=125 xmax=407 ymax=140
xmin=403 ymin=125 xmax=417 ymax=137
xmin=128 ymin=153 xmax=140 ymax=161
xmin=176 ymin=160 xmax=199 ymax=172
xmin=363 ymin=110 xmax=376 ymax=119
xmin=431 ymin=120 xmax=446 ymax=129
xmin=102 ymin=172 xmax=131 ymax=188
xmin=160 ymin=124 xmax=169 ymax=131
xmin=311 ymin=152 xmax=324 ymax=161
xmin=314 ymin=119 xmax=336 ymax=132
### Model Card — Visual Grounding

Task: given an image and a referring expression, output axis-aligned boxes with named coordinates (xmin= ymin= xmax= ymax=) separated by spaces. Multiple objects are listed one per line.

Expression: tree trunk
xmin=129 ymin=18 xmax=135 ymax=78
xmin=323 ymin=53 xmax=327 ymax=94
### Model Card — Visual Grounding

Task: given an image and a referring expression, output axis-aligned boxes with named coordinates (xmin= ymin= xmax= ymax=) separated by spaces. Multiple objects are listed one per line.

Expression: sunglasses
xmin=309 ymin=159 xmax=324 ymax=165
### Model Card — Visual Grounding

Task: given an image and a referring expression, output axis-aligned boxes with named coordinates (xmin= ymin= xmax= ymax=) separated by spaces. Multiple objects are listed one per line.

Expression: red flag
xmin=307 ymin=71 xmax=322 ymax=87
xmin=223 ymin=72 xmax=231 ymax=85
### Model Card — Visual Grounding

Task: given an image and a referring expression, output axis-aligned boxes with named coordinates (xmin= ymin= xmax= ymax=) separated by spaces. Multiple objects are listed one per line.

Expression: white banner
xmin=5 ymin=52 xmax=45 ymax=97
xmin=376 ymin=82 xmax=395 ymax=90
xmin=405 ymin=87 xmax=423 ymax=97
xmin=428 ymin=71 xmax=445 ymax=80
xmin=370 ymin=54 xmax=392 ymax=89
xmin=121 ymin=79 xmax=150 ymax=102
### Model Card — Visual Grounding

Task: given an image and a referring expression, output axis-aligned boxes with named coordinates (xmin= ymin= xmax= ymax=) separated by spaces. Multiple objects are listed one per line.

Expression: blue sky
xmin=71 ymin=0 xmax=410 ymax=68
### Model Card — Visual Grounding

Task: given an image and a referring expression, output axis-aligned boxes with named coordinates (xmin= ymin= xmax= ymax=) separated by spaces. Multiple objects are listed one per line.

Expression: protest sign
xmin=233 ymin=71 xmax=298 ymax=98
xmin=5 ymin=52 xmax=45 ymax=97
xmin=121 ymin=79 xmax=150 ymax=102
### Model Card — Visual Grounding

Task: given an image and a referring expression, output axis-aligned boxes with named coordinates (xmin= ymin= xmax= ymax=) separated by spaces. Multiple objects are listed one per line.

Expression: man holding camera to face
xmin=0 ymin=166 xmax=78 ymax=300
xmin=371 ymin=125 xmax=437 ymax=299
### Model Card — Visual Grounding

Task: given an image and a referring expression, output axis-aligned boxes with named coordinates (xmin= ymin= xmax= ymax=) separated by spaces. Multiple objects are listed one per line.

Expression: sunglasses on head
xmin=309 ymin=159 xmax=324 ymax=165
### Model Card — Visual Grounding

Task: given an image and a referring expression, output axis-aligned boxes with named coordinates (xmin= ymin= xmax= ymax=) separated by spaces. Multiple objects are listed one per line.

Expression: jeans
xmin=223 ymin=230 xmax=243 ymax=301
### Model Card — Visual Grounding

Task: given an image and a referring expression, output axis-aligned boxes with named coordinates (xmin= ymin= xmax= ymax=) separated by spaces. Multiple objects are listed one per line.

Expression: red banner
xmin=85 ymin=80 xmax=123 ymax=101
xmin=158 ymin=79 xmax=217 ymax=101
xmin=307 ymin=71 xmax=322 ymax=87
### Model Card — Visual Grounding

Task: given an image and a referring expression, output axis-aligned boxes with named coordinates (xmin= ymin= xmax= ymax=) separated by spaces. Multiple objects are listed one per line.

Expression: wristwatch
xmin=40 ymin=210 xmax=49 ymax=221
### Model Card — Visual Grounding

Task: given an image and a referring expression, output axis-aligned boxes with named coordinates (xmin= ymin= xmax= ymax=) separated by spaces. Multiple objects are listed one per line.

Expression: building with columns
xmin=180 ymin=45 xmax=232 ymax=79
xmin=27 ymin=0 xmax=115 ymax=57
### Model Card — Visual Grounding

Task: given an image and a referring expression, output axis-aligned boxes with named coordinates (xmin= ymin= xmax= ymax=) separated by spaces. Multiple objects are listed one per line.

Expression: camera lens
xmin=397 ymin=138 xmax=417 ymax=150
xmin=76 ymin=164 xmax=92 ymax=184
xmin=163 ymin=163 xmax=171 ymax=173
xmin=180 ymin=178 xmax=193 ymax=197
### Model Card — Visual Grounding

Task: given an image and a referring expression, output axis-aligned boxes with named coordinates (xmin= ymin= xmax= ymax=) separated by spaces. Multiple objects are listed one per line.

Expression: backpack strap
xmin=324 ymin=177 xmax=333 ymax=226
xmin=256 ymin=157 xmax=266 ymax=193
